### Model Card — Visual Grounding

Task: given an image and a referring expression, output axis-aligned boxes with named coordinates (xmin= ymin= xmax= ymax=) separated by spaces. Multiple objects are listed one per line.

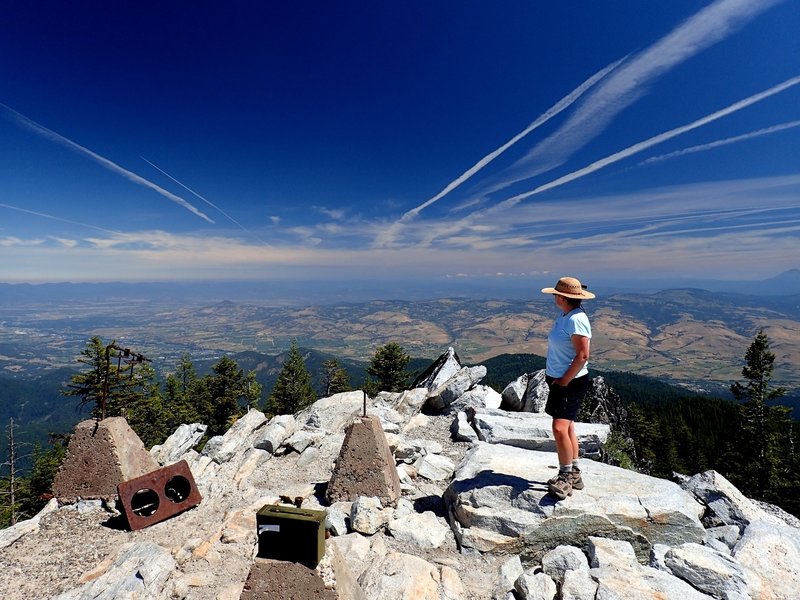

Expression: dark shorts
xmin=545 ymin=374 xmax=589 ymax=421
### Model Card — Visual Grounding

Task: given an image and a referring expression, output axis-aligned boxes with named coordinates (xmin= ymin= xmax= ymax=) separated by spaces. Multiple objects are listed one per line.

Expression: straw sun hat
xmin=541 ymin=276 xmax=596 ymax=300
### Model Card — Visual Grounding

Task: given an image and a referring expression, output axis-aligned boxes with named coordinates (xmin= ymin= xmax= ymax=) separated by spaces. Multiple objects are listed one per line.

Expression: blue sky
xmin=1 ymin=0 xmax=798 ymax=286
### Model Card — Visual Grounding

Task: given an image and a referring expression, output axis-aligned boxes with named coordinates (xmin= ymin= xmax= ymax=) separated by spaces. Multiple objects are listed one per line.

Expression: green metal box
xmin=256 ymin=504 xmax=327 ymax=567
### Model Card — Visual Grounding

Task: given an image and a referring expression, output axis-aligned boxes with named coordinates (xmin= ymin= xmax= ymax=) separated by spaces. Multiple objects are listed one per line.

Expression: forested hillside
xmin=4 ymin=342 xmax=799 ymax=524
xmin=0 ymin=369 xmax=89 ymax=470
xmin=3 ymin=346 xmax=796 ymax=472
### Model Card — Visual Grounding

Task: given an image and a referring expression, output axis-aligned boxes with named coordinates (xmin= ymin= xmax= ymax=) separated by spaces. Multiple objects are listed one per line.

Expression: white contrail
xmin=140 ymin=156 xmax=272 ymax=246
xmin=402 ymin=60 xmax=622 ymax=221
xmin=499 ymin=0 xmax=785 ymax=189
xmin=640 ymin=120 xmax=800 ymax=165
xmin=424 ymin=75 xmax=800 ymax=245
xmin=0 ymin=202 xmax=121 ymax=234
xmin=492 ymin=76 xmax=800 ymax=212
xmin=373 ymin=59 xmax=625 ymax=247
xmin=0 ymin=104 xmax=215 ymax=224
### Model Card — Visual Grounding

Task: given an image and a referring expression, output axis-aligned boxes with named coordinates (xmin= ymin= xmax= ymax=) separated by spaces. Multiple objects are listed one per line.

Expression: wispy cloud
xmin=374 ymin=59 xmax=623 ymax=247
xmin=50 ymin=237 xmax=79 ymax=248
xmin=140 ymin=156 xmax=270 ymax=245
xmin=315 ymin=206 xmax=347 ymax=220
xmin=0 ymin=236 xmax=44 ymax=247
xmin=2 ymin=174 xmax=798 ymax=282
xmin=640 ymin=120 xmax=800 ymax=165
xmin=335 ymin=174 xmax=800 ymax=278
xmin=496 ymin=0 xmax=784 ymax=189
xmin=387 ymin=60 xmax=621 ymax=222
xmin=376 ymin=0 xmax=784 ymax=251
xmin=0 ymin=104 xmax=214 ymax=223
xmin=427 ymin=75 xmax=800 ymax=246
xmin=0 ymin=202 xmax=121 ymax=234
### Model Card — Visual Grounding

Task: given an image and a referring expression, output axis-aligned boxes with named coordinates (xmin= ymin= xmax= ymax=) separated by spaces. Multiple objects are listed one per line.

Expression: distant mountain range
xmin=592 ymin=269 xmax=800 ymax=296
xmin=2 ymin=269 xmax=799 ymax=304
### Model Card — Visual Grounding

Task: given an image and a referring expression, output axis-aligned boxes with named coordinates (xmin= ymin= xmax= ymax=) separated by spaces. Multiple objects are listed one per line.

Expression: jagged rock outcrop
xmin=426 ymin=365 xmax=488 ymax=411
xmin=501 ymin=370 xmax=549 ymax=413
xmin=583 ymin=376 xmax=628 ymax=431
xmin=150 ymin=423 xmax=207 ymax=466
xmin=2 ymin=350 xmax=799 ymax=600
xmin=412 ymin=347 xmax=462 ymax=391
xmin=680 ymin=469 xmax=786 ymax=530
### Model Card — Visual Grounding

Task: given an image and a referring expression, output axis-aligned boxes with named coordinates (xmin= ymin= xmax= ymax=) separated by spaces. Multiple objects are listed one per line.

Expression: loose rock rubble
xmin=1 ymin=347 xmax=799 ymax=599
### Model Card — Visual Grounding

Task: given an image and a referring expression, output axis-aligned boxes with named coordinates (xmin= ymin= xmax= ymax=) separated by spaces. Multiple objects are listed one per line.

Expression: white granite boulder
xmin=501 ymin=373 xmax=529 ymax=411
xmin=351 ymin=496 xmax=394 ymax=535
xmin=450 ymin=385 xmax=502 ymax=413
xmin=202 ymin=409 xmax=267 ymax=464
xmin=587 ymin=537 xmax=713 ymax=600
xmin=515 ymin=571 xmax=557 ymax=600
xmin=150 ymin=422 xmax=207 ymax=465
xmin=451 ymin=411 xmax=479 ymax=442
xmin=470 ymin=408 xmax=609 ymax=458
xmin=732 ymin=519 xmax=800 ymax=600
xmin=663 ymin=542 xmax=749 ymax=600
xmin=427 ymin=366 xmax=487 ymax=411
xmin=522 ymin=370 xmax=549 ymax=413
xmin=299 ymin=391 xmax=365 ymax=433
xmin=358 ymin=551 xmax=455 ymax=600
xmin=541 ymin=544 xmax=590 ymax=586
xmin=387 ymin=511 xmax=450 ymax=549
xmin=284 ymin=425 xmax=326 ymax=453
xmin=376 ymin=388 xmax=429 ymax=419
xmin=444 ymin=443 xmax=705 ymax=560
xmin=681 ymin=470 xmax=785 ymax=530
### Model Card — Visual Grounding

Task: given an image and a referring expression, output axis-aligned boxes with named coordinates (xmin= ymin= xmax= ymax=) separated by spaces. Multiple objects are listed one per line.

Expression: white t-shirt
xmin=546 ymin=308 xmax=592 ymax=378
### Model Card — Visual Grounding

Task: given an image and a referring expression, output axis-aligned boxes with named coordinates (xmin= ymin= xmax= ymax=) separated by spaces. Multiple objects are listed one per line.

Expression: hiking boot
xmin=548 ymin=471 xmax=573 ymax=500
xmin=570 ymin=466 xmax=584 ymax=490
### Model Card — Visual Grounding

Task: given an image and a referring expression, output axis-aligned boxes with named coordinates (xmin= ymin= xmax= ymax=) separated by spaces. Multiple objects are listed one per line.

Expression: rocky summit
xmin=1 ymin=348 xmax=799 ymax=600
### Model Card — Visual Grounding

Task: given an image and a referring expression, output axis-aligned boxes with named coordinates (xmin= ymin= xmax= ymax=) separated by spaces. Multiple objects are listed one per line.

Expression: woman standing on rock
xmin=541 ymin=276 xmax=595 ymax=500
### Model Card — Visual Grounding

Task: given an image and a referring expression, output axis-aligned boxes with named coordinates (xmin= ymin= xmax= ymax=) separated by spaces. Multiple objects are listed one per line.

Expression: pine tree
xmin=367 ymin=343 xmax=411 ymax=393
xmin=269 ymin=342 xmax=316 ymax=415
xmin=731 ymin=330 xmax=790 ymax=500
xmin=125 ymin=363 xmax=168 ymax=448
xmin=61 ymin=336 xmax=109 ymax=419
xmin=1 ymin=419 xmax=29 ymax=527
xmin=321 ymin=359 xmax=351 ymax=396
xmin=61 ymin=336 xmax=153 ymax=422
xmin=204 ymin=356 xmax=263 ymax=436
xmin=165 ymin=354 xmax=205 ymax=430
xmin=25 ymin=440 xmax=66 ymax=507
